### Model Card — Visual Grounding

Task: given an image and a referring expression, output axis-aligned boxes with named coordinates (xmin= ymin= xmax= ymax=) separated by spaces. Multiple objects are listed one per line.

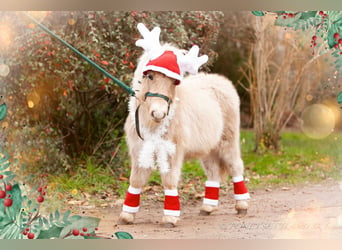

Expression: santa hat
xmin=143 ymin=50 xmax=182 ymax=84
xmin=135 ymin=23 xmax=208 ymax=85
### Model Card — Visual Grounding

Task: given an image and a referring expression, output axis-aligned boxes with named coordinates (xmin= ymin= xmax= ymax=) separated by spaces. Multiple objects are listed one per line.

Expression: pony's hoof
xmin=200 ymin=204 xmax=218 ymax=216
xmin=117 ymin=211 xmax=135 ymax=225
xmin=161 ymin=215 xmax=179 ymax=227
xmin=235 ymin=200 xmax=248 ymax=216
xmin=237 ymin=209 xmax=247 ymax=216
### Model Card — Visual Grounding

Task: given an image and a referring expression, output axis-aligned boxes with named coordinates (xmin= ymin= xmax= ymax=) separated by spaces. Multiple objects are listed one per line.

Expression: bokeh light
xmin=0 ymin=23 xmax=12 ymax=48
xmin=26 ymin=91 xmax=40 ymax=109
xmin=0 ymin=64 xmax=10 ymax=77
xmin=27 ymin=100 xmax=34 ymax=109
xmin=300 ymin=104 xmax=335 ymax=139
xmin=68 ymin=18 xmax=76 ymax=26
xmin=26 ymin=11 xmax=49 ymax=23
xmin=337 ymin=214 xmax=342 ymax=227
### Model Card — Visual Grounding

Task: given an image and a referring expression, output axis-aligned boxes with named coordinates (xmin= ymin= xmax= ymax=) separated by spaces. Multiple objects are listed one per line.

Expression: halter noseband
xmin=135 ymin=92 xmax=172 ymax=140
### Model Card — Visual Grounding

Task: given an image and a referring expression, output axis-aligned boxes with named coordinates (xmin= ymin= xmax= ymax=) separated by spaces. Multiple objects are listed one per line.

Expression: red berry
xmin=339 ymin=39 xmax=342 ymax=45
xmin=312 ymin=35 xmax=317 ymax=41
xmin=82 ymin=227 xmax=88 ymax=232
xmin=95 ymin=227 xmax=98 ymax=231
xmin=4 ymin=198 xmax=12 ymax=207
xmin=5 ymin=184 xmax=12 ymax=191
xmin=23 ymin=231 xmax=28 ymax=236
xmin=334 ymin=33 xmax=340 ymax=40
xmin=0 ymin=175 xmax=3 ymax=179
xmin=288 ymin=13 xmax=294 ymax=18
xmin=0 ymin=190 xmax=5 ymax=199
xmin=41 ymin=191 xmax=46 ymax=196
xmin=26 ymin=228 xmax=30 ymax=231
xmin=80 ymin=233 xmax=85 ymax=236
xmin=37 ymin=187 xmax=43 ymax=193
xmin=37 ymin=195 xmax=44 ymax=203
xmin=27 ymin=232 xmax=35 ymax=239
xmin=72 ymin=229 xmax=80 ymax=236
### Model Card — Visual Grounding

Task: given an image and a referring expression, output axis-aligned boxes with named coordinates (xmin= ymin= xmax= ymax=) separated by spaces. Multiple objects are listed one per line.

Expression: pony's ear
xmin=178 ymin=45 xmax=208 ymax=75
xmin=135 ymin=23 xmax=165 ymax=60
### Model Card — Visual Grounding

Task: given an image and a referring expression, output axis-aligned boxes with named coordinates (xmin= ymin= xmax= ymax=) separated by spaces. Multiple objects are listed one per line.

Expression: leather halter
xmin=135 ymin=92 xmax=172 ymax=140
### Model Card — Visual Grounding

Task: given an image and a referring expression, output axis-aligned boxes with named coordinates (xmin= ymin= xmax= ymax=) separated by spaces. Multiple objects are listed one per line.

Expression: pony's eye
xmin=148 ymin=74 xmax=153 ymax=81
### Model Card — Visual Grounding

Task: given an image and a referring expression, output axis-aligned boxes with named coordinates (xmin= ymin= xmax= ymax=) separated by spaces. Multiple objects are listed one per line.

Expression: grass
xmin=241 ymin=130 xmax=342 ymax=188
xmin=47 ymin=130 xmax=342 ymax=201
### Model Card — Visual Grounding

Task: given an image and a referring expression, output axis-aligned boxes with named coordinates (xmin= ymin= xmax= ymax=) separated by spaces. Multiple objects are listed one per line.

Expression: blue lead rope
xmin=22 ymin=12 xmax=136 ymax=97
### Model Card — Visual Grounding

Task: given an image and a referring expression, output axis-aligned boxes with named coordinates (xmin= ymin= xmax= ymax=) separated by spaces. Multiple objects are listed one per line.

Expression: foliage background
xmin=1 ymin=11 xmax=223 ymax=176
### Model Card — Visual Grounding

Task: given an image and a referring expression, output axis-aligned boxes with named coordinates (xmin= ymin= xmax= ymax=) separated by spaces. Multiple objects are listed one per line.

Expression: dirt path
xmin=81 ymin=181 xmax=342 ymax=239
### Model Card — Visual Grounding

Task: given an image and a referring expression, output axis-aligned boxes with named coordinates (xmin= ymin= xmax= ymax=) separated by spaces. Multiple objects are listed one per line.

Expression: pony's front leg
xmin=118 ymin=166 xmax=152 ymax=225
xmin=159 ymin=154 xmax=183 ymax=227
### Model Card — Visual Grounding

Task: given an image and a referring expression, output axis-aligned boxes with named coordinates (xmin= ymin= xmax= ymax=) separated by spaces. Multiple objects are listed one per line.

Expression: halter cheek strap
xmin=135 ymin=92 xmax=172 ymax=140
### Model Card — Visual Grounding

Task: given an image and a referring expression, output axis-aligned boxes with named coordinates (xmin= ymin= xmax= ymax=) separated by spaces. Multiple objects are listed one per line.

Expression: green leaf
xmin=0 ymin=221 xmax=23 ymax=239
xmin=42 ymin=217 xmax=50 ymax=228
xmin=251 ymin=11 xmax=265 ymax=16
xmin=0 ymin=103 xmax=7 ymax=121
xmin=275 ymin=12 xmax=301 ymax=28
xmin=0 ymin=216 xmax=13 ymax=229
xmin=338 ymin=92 xmax=342 ymax=104
xmin=2 ymin=184 xmax=22 ymax=221
xmin=54 ymin=210 xmax=60 ymax=220
xmin=299 ymin=11 xmax=318 ymax=19
xmin=60 ymin=216 xmax=100 ymax=238
xmin=37 ymin=225 xmax=64 ymax=239
xmin=69 ymin=215 xmax=82 ymax=221
xmin=327 ymin=23 xmax=339 ymax=48
xmin=114 ymin=231 xmax=134 ymax=239
xmin=62 ymin=210 xmax=71 ymax=222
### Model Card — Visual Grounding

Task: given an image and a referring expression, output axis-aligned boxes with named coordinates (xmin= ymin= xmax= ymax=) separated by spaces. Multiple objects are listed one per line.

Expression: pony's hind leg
xmin=200 ymin=151 xmax=223 ymax=215
xmin=118 ymin=166 xmax=152 ymax=225
xmin=220 ymin=143 xmax=250 ymax=215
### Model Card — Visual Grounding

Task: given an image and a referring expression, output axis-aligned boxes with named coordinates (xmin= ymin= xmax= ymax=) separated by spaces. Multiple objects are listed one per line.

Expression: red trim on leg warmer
xmin=164 ymin=190 xmax=181 ymax=216
xmin=233 ymin=181 xmax=248 ymax=195
xmin=205 ymin=186 xmax=220 ymax=200
xmin=164 ymin=195 xmax=180 ymax=211
xmin=123 ymin=191 xmax=140 ymax=208
xmin=233 ymin=178 xmax=250 ymax=200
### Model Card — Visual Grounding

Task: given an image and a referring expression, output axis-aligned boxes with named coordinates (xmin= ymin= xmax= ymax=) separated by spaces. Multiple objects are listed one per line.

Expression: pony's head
xmin=139 ymin=70 xmax=177 ymax=123
xmin=133 ymin=23 xmax=208 ymax=125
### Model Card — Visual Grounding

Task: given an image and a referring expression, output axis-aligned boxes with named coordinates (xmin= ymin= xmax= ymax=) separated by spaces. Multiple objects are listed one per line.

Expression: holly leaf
xmin=338 ymin=92 xmax=342 ymax=104
xmin=251 ymin=11 xmax=265 ymax=16
xmin=0 ymin=103 xmax=7 ymax=121
xmin=0 ymin=221 xmax=24 ymax=239
xmin=59 ymin=216 xmax=100 ymax=239
xmin=37 ymin=225 xmax=64 ymax=239
xmin=299 ymin=11 xmax=318 ymax=19
xmin=327 ymin=23 xmax=339 ymax=49
xmin=114 ymin=231 xmax=134 ymax=239
xmin=3 ymin=183 xmax=22 ymax=220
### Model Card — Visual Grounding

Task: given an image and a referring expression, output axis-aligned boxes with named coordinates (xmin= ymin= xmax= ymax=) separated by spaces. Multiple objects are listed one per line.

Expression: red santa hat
xmin=142 ymin=50 xmax=182 ymax=85
xmin=136 ymin=23 xmax=208 ymax=85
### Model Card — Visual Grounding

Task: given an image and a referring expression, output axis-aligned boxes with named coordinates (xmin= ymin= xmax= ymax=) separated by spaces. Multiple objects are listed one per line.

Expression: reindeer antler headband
xmin=136 ymin=23 xmax=208 ymax=84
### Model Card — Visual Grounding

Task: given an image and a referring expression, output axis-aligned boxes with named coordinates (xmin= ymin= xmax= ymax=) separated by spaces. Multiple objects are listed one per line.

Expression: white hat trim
xmin=143 ymin=65 xmax=183 ymax=81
